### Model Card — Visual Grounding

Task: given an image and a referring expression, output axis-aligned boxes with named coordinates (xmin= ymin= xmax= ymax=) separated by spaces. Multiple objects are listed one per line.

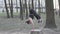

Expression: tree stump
xmin=30 ymin=29 xmax=43 ymax=34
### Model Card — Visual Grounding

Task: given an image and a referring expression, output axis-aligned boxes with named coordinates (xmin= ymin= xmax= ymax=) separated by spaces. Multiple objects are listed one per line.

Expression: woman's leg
xmin=29 ymin=8 xmax=42 ymax=23
xmin=25 ymin=14 xmax=34 ymax=24
xmin=33 ymin=12 xmax=42 ymax=23
xmin=26 ymin=17 xmax=34 ymax=29
xmin=26 ymin=17 xmax=33 ymax=24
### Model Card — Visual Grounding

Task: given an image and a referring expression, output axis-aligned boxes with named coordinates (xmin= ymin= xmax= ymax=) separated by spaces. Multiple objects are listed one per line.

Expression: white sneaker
xmin=38 ymin=19 xmax=42 ymax=23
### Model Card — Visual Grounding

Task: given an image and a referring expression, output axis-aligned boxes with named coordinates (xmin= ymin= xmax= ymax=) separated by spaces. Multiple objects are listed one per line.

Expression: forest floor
xmin=0 ymin=13 xmax=60 ymax=34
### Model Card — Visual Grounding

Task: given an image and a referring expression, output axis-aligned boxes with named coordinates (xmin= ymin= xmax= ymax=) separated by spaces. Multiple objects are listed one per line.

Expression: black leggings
xmin=34 ymin=13 xmax=41 ymax=19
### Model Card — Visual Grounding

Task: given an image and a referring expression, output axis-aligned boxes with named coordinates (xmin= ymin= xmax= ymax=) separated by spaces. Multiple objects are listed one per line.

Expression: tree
xmin=44 ymin=0 xmax=57 ymax=29
xmin=35 ymin=1 xmax=36 ymax=11
xmin=2 ymin=8 xmax=4 ymax=12
xmin=19 ymin=0 xmax=23 ymax=20
xmin=8 ymin=0 xmax=10 ymax=8
xmin=4 ymin=0 xmax=10 ymax=18
xmin=28 ymin=0 xmax=30 ymax=10
xmin=10 ymin=0 xmax=13 ymax=18
xmin=25 ymin=0 xmax=29 ymax=19
xmin=38 ymin=0 xmax=41 ymax=15
xmin=31 ymin=0 xmax=34 ymax=9
xmin=16 ymin=0 xmax=18 ymax=13
xmin=58 ymin=0 xmax=60 ymax=17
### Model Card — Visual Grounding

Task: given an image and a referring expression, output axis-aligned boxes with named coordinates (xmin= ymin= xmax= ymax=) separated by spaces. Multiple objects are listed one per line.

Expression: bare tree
xmin=19 ymin=0 xmax=23 ymax=20
xmin=58 ymin=0 xmax=60 ymax=17
xmin=38 ymin=0 xmax=41 ymax=15
xmin=35 ymin=1 xmax=36 ymax=11
xmin=16 ymin=0 xmax=18 ymax=13
xmin=10 ymin=0 xmax=13 ymax=18
xmin=8 ymin=0 xmax=10 ymax=8
xmin=44 ymin=0 xmax=57 ymax=29
xmin=4 ymin=0 xmax=10 ymax=18
xmin=31 ymin=0 xmax=34 ymax=9
xmin=8 ymin=0 xmax=13 ymax=18
xmin=25 ymin=0 xmax=29 ymax=19
xmin=28 ymin=0 xmax=30 ymax=10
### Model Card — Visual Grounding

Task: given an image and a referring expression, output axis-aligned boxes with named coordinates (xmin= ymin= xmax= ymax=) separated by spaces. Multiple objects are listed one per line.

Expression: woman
xmin=26 ymin=8 xmax=42 ymax=24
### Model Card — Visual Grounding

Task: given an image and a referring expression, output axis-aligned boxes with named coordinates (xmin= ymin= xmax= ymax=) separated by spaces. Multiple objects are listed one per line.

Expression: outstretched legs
xmin=26 ymin=17 xmax=34 ymax=29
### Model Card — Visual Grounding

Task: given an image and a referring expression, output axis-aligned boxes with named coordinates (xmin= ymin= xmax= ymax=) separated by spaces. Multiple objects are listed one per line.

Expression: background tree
xmin=25 ymin=0 xmax=29 ymax=19
xmin=38 ymin=0 xmax=41 ymax=15
xmin=58 ymin=0 xmax=60 ymax=17
xmin=19 ymin=0 xmax=23 ymax=20
xmin=28 ymin=0 xmax=30 ymax=10
xmin=8 ymin=0 xmax=10 ymax=9
xmin=4 ymin=0 xmax=10 ymax=18
xmin=31 ymin=0 xmax=34 ymax=9
xmin=8 ymin=0 xmax=10 ymax=15
xmin=10 ymin=0 xmax=13 ymax=18
xmin=35 ymin=1 xmax=36 ymax=11
xmin=2 ymin=8 xmax=4 ymax=12
xmin=44 ymin=0 xmax=57 ymax=29
xmin=16 ymin=0 xmax=18 ymax=13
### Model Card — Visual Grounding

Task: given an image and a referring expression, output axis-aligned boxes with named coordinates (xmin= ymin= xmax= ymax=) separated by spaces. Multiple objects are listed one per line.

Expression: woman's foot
xmin=38 ymin=19 xmax=42 ymax=23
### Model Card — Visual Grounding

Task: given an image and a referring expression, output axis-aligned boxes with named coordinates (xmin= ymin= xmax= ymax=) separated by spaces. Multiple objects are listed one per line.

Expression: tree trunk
xmin=25 ymin=0 xmax=29 ymax=19
xmin=32 ymin=0 xmax=34 ymax=9
xmin=58 ymin=0 xmax=60 ymax=17
xmin=4 ymin=0 xmax=10 ymax=18
xmin=16 ymin=0 xmax=18 ymax=13
xmin=35 ymin=1 xmax=36 ymax=11
xmin=38 ymin=0 xmax=41 ymax=15
xmin=8 ymin=0 xmax=10 ymax=8
xmin=19 ymin=0 xmax=23 ymax=20
xmin=8 ymin=0 xmax=10 ymax=14
xmin=44 ymin=0 xmax=57 ymax=29
xmin=10 ymin=0 xmax=13 ymax=18
xmin=28 ymin=0 xmax=30 ymax=10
